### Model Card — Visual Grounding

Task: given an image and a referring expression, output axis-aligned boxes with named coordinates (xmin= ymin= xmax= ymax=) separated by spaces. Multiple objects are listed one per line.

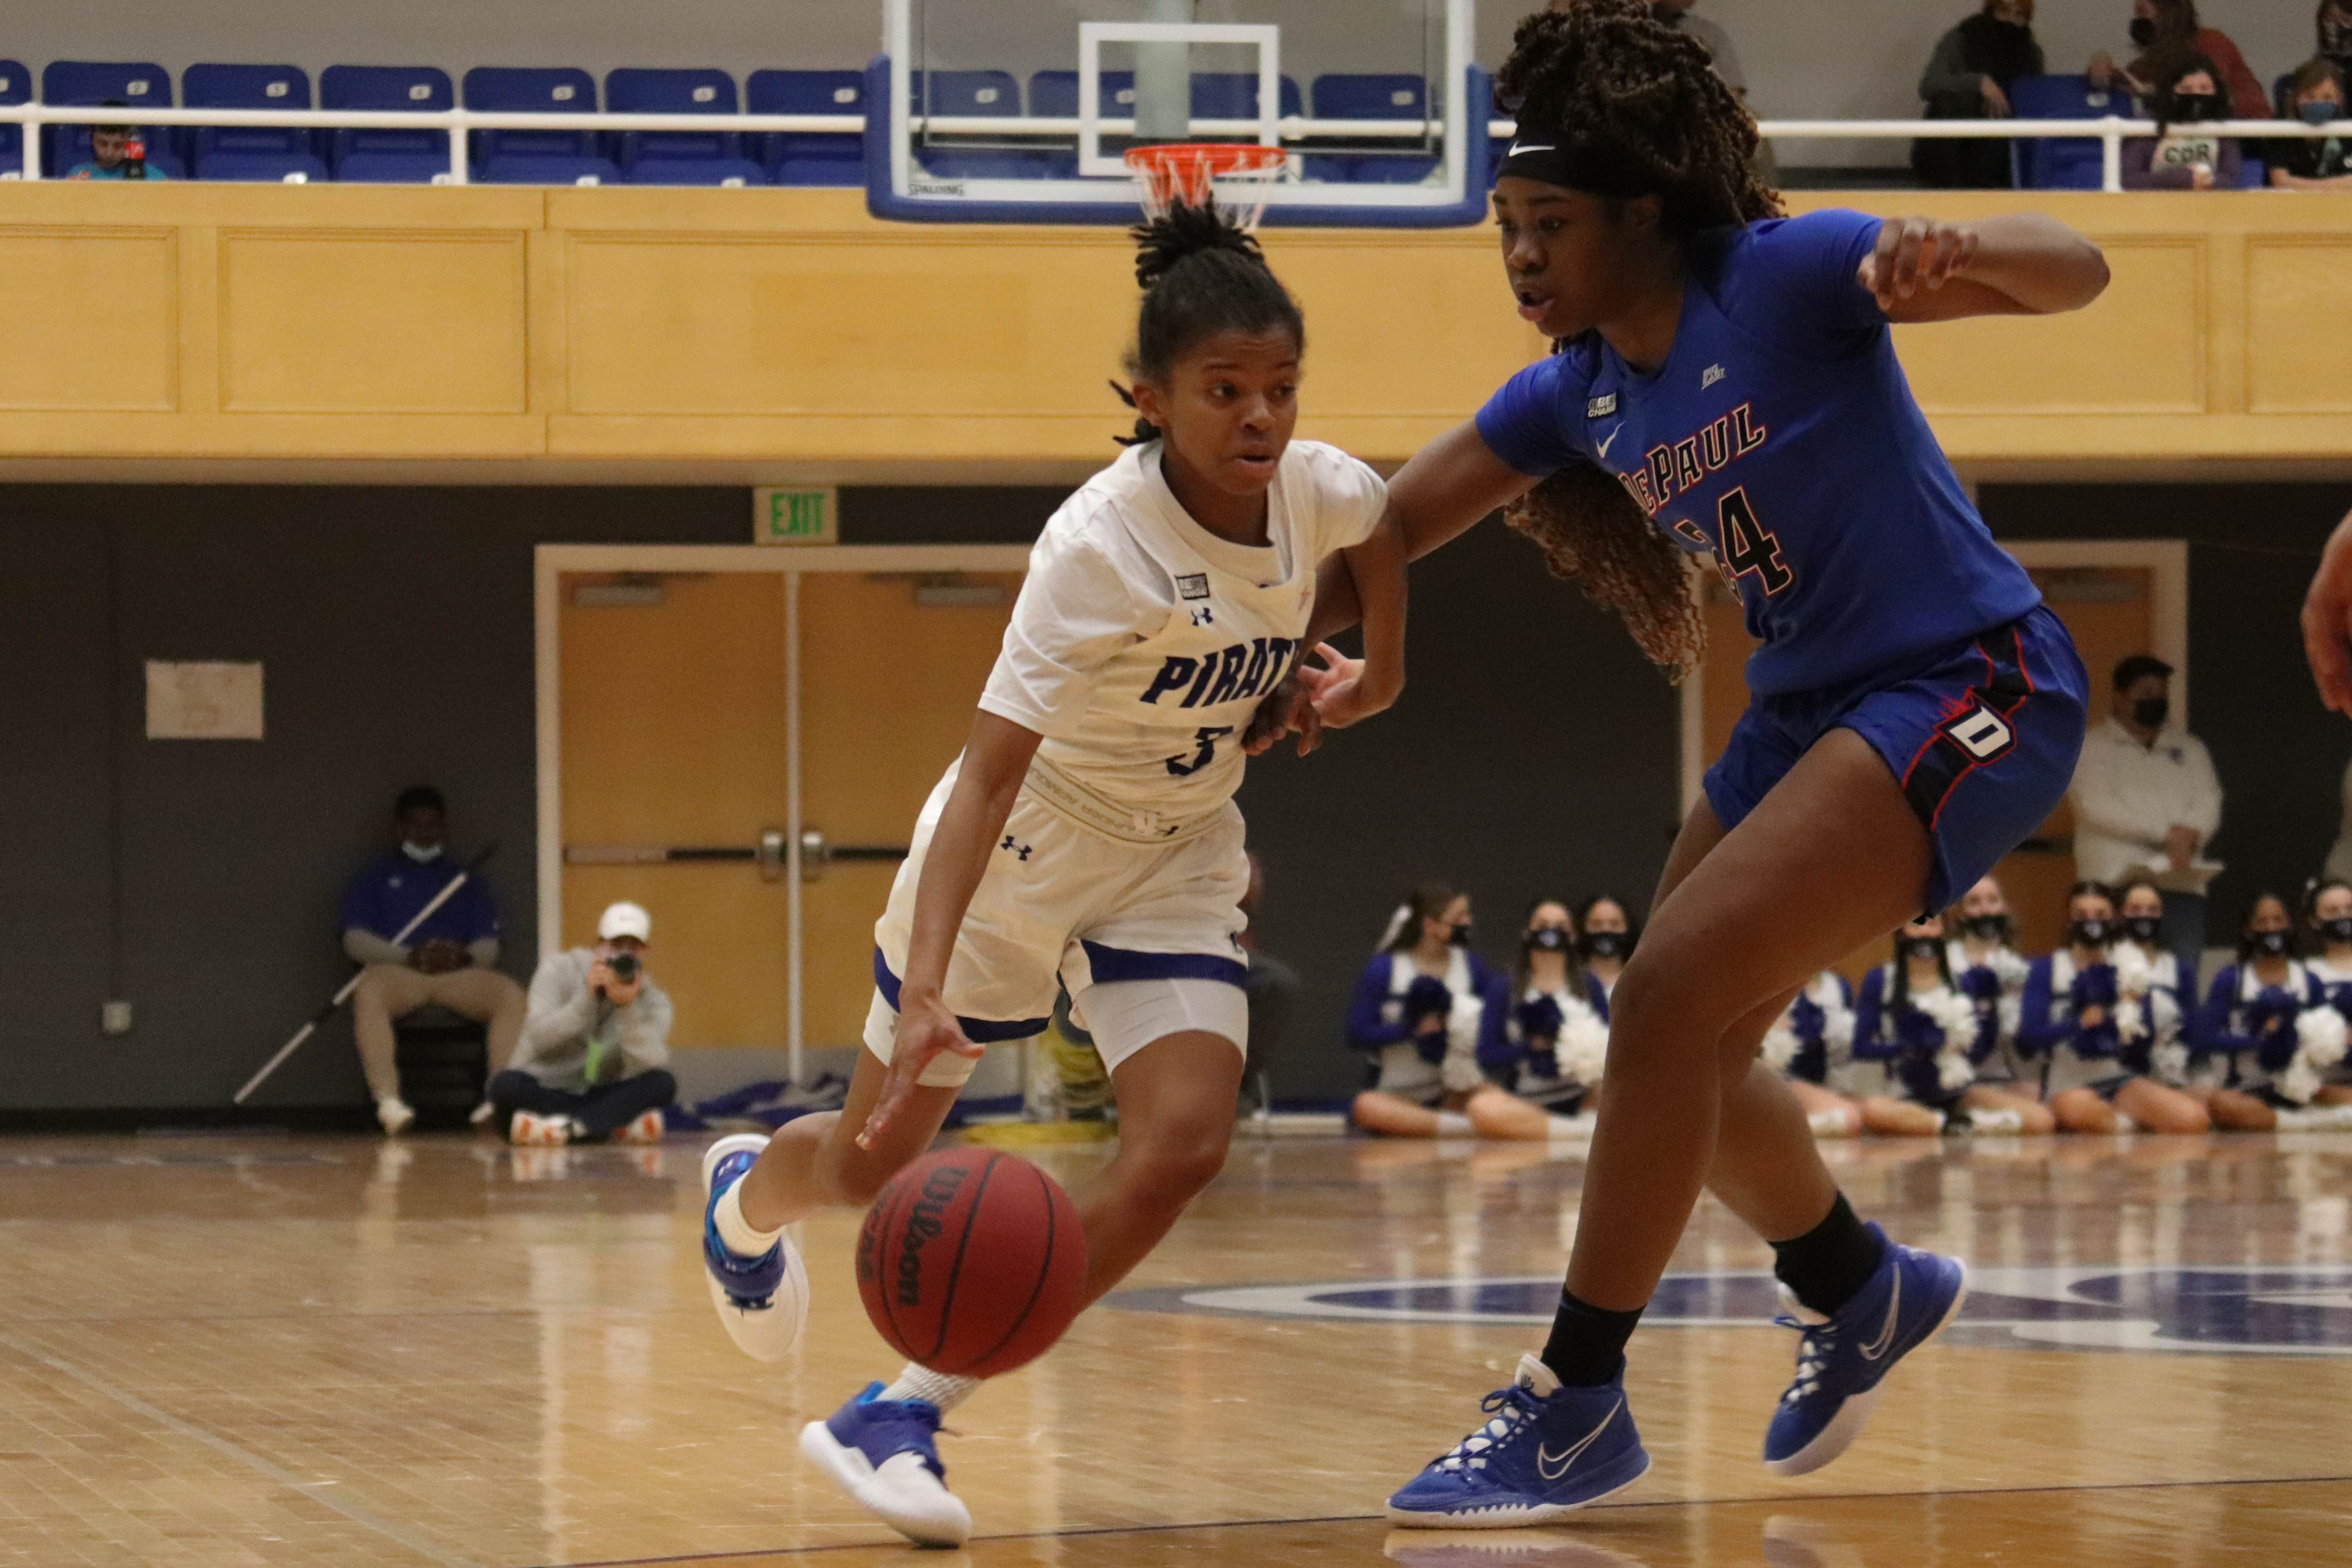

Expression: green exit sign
xmin=754 ymin=487 xmax=837 ymax=545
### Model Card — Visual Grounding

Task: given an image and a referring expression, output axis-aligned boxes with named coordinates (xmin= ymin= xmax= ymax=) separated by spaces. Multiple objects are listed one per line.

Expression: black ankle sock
xmin=1539 ymin=1290 xmax=1643 ymax=1387
xmin=1770 ymin=1192 xmax=1886 ymax=1315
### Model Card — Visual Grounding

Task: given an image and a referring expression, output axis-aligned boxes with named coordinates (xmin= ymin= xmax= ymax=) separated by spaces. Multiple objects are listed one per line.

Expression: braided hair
xmin=1113 ymin=198 xmax=1304 ymax=445
xmin=1494 ymin=1 xmax=1783 ymax=682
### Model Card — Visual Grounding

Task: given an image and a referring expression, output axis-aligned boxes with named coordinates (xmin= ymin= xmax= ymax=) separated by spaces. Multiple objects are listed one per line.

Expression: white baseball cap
xmin=597 ymin=901 xmax=652 ymax=942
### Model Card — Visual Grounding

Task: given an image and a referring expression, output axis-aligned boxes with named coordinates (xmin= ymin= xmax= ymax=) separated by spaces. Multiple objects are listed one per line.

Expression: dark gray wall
xmin=1984 ymin=482 xmax=2352 ymax=941
xmin=8 ymin=477 xmax=2341 ymax=1113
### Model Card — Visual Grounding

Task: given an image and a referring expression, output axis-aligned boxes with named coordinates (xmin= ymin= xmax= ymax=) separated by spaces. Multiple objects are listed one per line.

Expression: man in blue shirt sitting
xmin=344 ymin=786 xmax=525 ymax=1134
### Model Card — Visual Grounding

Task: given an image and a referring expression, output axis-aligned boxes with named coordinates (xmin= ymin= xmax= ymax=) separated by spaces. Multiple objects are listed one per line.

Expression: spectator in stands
xmin=1345 ymin=881 xmax=1510 ymax=1136
xmin=1914 ymin=0 xmax=2044 ymax=190
xmin=346 ymin=786 xmax=524 ymax=1135
xmin=494 ymin=900 xmax=676 ymax=1146
xmin=2070 ymin=654 xmax=2222 ymax=984
xmin=2089 ymin=0 xmax=2267 ymax=119
xmin=2270 ymin=58 xmax=2352 ymax=188
xmin=2320 ymin=0 xmax=2352 ymax=91
xmin=1236 ymin=851 xmax=1303 ymax=1116
xmin=65 ymin=107 xmax=167 ymax=181
xmin=2121 ymin=55 xmax=2244 ymax=189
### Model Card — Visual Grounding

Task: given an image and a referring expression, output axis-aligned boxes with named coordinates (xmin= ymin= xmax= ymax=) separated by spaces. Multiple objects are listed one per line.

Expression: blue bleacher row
xmin=0 ymin=59 xmax=1447 ymax=186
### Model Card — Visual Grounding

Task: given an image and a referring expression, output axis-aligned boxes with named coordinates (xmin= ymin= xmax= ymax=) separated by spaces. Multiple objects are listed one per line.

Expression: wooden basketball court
xmin=4 ymin=1129 xmax=2349 ymax=1565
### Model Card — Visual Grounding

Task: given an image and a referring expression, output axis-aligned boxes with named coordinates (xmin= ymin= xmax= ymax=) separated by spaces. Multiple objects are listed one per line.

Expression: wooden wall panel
xmin=1898 ymin=238 xmax=2205 ymax=415
xmin=2245 ymin=237 xmax=2352 ymax=414
xmin=0 ymin=228 xmax=176 ymax=411
xmin=219 ymin=230 xmax=529 ymax=413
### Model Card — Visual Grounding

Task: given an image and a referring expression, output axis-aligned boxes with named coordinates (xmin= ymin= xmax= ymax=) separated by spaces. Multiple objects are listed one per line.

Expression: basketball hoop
xmin=1125 ymin=143 xmax=1289 ymax=231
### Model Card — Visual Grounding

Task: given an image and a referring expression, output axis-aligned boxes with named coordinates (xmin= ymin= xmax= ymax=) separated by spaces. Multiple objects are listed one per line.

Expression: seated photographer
xmin=345 ymin=785 xmax=524 ymax=1135
xmin=493 ymin=901 xmax=677 ymax=1146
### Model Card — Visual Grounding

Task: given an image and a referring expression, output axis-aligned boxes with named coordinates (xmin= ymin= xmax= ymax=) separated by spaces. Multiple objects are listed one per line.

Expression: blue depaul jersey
xmin=1475 ymin=209 xmax=2042 ymax=697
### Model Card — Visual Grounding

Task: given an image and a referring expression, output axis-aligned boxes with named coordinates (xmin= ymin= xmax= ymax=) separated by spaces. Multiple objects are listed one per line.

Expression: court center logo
xmin=1109 ymin=1266 xmax=2352 ymax=1356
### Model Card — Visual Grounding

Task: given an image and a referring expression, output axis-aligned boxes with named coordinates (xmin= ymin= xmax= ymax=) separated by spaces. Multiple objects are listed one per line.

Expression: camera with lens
xmin=604 ymin=951 xmax=642 ymax=985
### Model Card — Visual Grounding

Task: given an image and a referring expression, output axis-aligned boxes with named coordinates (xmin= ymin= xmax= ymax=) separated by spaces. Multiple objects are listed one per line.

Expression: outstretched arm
xmin=2304 ymin=510 xmax=2352 ymax=716
xmin=856 ymin=709 xmax=1043 ymax=1147
xmin=1862 ymin=212 xmax=2110 ymax=323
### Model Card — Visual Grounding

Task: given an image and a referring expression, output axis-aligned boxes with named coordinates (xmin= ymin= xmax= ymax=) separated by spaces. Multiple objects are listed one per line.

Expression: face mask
xmin=2128 ymin=15 xmax=2156 ymax=46
xmin=401 ymin=840 xmax=444 ymax=863
xmin=2251 ymin=929 xmax=2292 ymax=958
xmin=2124 ymin=915 xmax=2163 ymax=945
xmin=2171 ymin=91 xmax=2219 ymax=121
xmin=2070 ymin=917 xmax=2112 ymax=948
xmin=1898 ymin=937 xmax=1944 ymax=965
xmin=2131 ymin=696 xmax=2169 ymax=729
xmin=1449 ymin=922 xmax=1474 ymax=948
xmin=2301 ymin=99 xmax=2342 ymax=126
xmin=1964 ymin=913 xmax=2010 ymax=942
xmin=2322 ymin=917 xmax=2352 ymax=945
xmin=1580 ymin=930 xmax=1628 ymax=961
xmin=1525 ymin=926 xmax=1571 ymax=954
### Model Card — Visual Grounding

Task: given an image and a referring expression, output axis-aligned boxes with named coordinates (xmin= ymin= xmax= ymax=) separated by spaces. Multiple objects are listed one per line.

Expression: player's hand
xmin=1241 ymin=657 xmax=1338 ymax=758
xmin=1858 ymin=217 xmax=1980 ymax=310
xmin=2307 ymin=518 xmax=2352 ymax=717
xmin=856 ymin=989 xmax=983 ymax=1151
xmin=1303 ymin=642 xmax=1396 ymax=731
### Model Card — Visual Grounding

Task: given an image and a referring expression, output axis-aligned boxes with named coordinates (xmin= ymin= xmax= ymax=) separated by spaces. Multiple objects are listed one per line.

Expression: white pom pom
xmin=2151 ymin=987 xmax=2181 ymax=1041
xmin=1555 ymin=1011 xmax=1610 ymax=1086
xmin=2281 ymin=1057 xmax=2324 ymax=1106
xmin=1997 ymin=995 xmax=2022 ymax=1040
xmin=2112 ymin=942 xmax=2153 ymax=1000
xmin=1919 ymin=987 xmax=1980 ymax=1053
xmin=1821 ymin=1003 xmax=1856 ymax=1051
xmin=2152 ymin=1040 xmax=2191 ymax=1084
xmin=1993 ymin=950 xmax=2030 ymax=988
xmin=1936 ymin=1047 xmax=1975 ymax=1091
xmin=2116 ymin=999 xmax=2147 ymax=1045
xmin=1760 ymin=1025 xmax=1799 ymax=1072
xmin=2297 ymin=1006 xmax=2350 ymax=1068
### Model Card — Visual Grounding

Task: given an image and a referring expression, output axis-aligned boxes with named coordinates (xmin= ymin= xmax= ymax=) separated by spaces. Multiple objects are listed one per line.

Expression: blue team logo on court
xmin=1111 ymin=1266 xmax=2352 ymax=1356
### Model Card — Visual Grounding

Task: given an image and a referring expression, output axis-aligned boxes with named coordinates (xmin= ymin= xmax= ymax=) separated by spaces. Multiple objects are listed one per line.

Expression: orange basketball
xmin=856 ymin=1146 xmax=1089 ymax=1378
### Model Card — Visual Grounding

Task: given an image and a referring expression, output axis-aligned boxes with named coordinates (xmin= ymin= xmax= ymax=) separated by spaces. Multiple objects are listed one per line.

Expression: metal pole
xmin=1135 ymin=0 xmax=1194 ymax=142
xmin=784 ymin=570 xmax=805 ymax=1086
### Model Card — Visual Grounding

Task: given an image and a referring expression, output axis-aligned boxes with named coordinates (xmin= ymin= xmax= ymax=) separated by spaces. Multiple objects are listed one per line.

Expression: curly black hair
xmin=1494 ymin=1 xmax=1785 ymax=682
xmin=1113 ymin=198 xmax=1304 ymax=445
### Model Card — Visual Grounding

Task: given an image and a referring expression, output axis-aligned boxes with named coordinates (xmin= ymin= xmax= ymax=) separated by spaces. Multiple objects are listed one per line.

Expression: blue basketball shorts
xmin=1703 ymin=606 xmax=2088 ymax=912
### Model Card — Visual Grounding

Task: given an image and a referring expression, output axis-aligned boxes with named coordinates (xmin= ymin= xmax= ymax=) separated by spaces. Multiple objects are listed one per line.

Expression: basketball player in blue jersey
xmin=1261 ymin=2 xmax=2109 ymax=1525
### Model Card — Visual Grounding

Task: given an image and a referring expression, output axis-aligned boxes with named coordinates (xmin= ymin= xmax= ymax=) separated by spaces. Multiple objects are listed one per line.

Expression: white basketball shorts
xmin=864 ymin=759 xmax=1251 ymax=1086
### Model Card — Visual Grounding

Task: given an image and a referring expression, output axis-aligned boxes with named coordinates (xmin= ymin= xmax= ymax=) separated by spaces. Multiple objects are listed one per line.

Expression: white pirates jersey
xmin=980 ymin=438 xmax=1387 ymax=824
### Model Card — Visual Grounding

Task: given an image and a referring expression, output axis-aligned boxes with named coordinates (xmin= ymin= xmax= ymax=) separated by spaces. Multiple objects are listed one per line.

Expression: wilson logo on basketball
xmin=896 ymin=1162 xmax=973 ymax=1306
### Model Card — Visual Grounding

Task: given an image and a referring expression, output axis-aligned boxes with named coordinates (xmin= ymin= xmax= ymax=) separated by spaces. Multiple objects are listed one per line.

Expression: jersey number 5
xmin=1717 ymin=487 xmax=1794 ymax=597
xmin=1165 ymin=726 xmax=1234 ymax=778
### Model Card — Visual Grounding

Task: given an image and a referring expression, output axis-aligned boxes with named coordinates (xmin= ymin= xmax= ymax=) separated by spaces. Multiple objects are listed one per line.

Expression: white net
xmin=1125 ymin=143 xmax=1288 ymax=230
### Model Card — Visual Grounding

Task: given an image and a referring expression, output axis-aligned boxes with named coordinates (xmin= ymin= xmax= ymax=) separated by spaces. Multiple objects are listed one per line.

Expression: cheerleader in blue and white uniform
xmin=2187 ymin=890 xmax=2349 ymax=1129
xmin=1760 ymin=972 xmax=1861 ymax=1138
xmin=2019 ymin=882 xmax=2207 ymax=1134
xmin=1946 ymin=874 xmax=2034 ymax=1092
xmin=1855 ymin=916 xmax=2054 ymax=1136
xmin=1470 ymin=899 xmax=1613 ymax=1141
xmin=1347 ymin=881 xmax=1511 ymax=1136
xmin=2302 ymin=879 xmax=2352 ymax=1109
xmin=2114 ymin=877 xmax=2191 ymax=1087
xmin=1573 ymin=894 xmax=1635 ymax=1016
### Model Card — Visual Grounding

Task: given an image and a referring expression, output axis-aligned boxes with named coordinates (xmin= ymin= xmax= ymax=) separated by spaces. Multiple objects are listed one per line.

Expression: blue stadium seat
xmin=462 ymin=67 xmax=619 ymax=185
xmin=746 ymin=69 xmax=864 ymax=186
xmin=1190 ymin=70 xmax=1302 ymax=126
xmin=40 ymin=60 xmax=185 ymax=179
xmin=2007 ymin=74 xmax=2121 ymax=190
xmin=320 ymin=65 xmax=454 ymax=183
xmin=911 ymin=70 xmax=1036 ymax=179
xmin=1025 ymin=70 xmax=1135 ymax=176
xmin=0 ymin=61 xmax=26 ymax=177
xmin=605 ymin=68 xmax=765 ymax=186
xmin=183 ymin=64 xmax=327 ymax=182
xmin=1309 ymin=73 xmax=1438 ymax=185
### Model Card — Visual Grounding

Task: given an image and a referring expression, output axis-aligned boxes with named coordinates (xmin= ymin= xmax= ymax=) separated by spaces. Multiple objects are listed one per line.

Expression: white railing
xmin=0 ymin=101 xmax=2336 ymax=192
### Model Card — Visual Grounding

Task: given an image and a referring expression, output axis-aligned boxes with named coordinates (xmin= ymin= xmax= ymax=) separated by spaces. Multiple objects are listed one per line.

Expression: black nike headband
xmin=1496 ymin=138 xmax=1654 ymax=199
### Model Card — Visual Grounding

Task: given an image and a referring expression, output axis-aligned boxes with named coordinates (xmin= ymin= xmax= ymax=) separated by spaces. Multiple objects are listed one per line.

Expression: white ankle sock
xmin=883 ymin=1363 xmax=982 ymax=1413
xmin=712 ymin=1181 xmax=782 ymax=1258
xmin=1434 ymin=1111 xmax=1473 ymax=1136
xmin=1805 ymin=1108 xmax=1851 ymax=1138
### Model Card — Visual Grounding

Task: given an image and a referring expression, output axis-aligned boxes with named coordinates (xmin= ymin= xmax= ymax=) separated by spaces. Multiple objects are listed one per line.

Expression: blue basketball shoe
xmin=801 ymin=1382 xmax=972 ymax=1547
xmin=700 ymin=1132 xmax=808 ymax=1362
xmin=1387 ymin=1354 xmax=1650 ymax=1528
xmin=1762 ymin=1224 xmax=1968 ymax=1476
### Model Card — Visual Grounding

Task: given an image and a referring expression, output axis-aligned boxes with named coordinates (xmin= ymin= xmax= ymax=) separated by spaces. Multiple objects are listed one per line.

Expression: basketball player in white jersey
xmin=694 ymin=201 xmax=1408 ymax=1547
